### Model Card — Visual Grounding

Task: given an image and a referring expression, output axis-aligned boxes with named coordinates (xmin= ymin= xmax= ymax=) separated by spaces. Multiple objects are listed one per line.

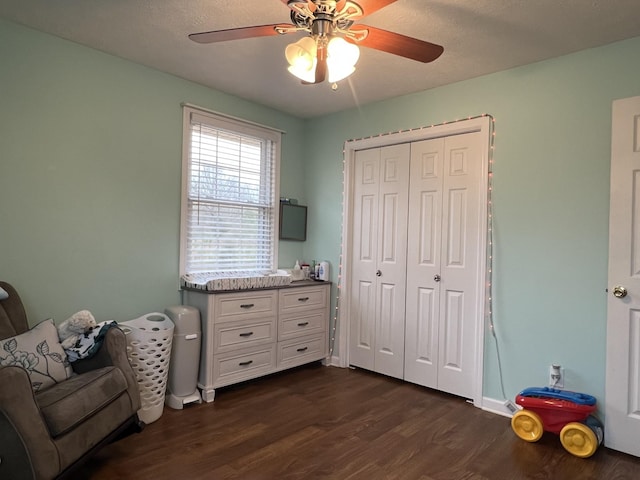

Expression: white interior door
xmin=437 ymin=132 xmax=483 ymax=399
xmin=349 ymin=144 xmax=409 ymax=379
xmin=605 ymin=95 xmax=640 ymax=457
xmin=375 ymin=144 xmax=410 ymax=378
xmin=404 ymin=132 xmax=484 ymax=399
xmin=404 ymin=137 xmax=444 ymax=388
xmin=349 ymin=147 xmax=380 ymax=371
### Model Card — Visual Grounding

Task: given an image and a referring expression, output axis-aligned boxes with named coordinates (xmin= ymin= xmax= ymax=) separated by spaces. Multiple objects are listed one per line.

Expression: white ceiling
xmin=2 ymin=0 xmax=640 ymax=118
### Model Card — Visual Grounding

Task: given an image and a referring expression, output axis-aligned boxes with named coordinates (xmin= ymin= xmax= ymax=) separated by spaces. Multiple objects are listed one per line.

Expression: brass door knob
xmin=612 ymin=286 xmax=628 ymax=298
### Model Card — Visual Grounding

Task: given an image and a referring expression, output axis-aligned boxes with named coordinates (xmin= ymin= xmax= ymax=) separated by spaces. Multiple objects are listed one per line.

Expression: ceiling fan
xmin=189 ymin=0 xmax=444 ymax=85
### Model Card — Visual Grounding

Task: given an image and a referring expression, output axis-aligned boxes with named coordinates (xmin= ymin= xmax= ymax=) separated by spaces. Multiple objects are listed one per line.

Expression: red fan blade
xmin=189 ymin=24 xmax=291 ymax=44
xmin=347 ymin=25 xmax=443 ymax=63
xmin=357 ymin=0 xmax=399 ymax=16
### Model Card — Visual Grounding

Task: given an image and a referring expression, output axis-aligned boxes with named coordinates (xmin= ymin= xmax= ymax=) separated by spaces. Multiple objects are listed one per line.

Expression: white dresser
xmin=183 ymin=281 xmax=330 ymax=402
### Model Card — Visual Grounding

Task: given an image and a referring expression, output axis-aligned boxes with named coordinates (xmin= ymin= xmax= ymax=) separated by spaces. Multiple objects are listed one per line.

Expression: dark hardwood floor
xmin=76 ymin=363 xmax=640 ymax=479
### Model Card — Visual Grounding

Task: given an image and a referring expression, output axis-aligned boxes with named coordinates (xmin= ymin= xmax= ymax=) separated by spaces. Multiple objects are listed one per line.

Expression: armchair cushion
xmin=0 ymin=318 xmax=72 ymax=392
xmin=36 ymin=366 xmax=128 ymax=437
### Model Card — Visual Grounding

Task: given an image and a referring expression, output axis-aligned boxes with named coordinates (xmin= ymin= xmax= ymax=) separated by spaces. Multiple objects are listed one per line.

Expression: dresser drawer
xmin=279 ymin=285 xmax=327 ymax=313
xmin=214 ymin=317 xmax=276 ymax=353
xmin=213 ymin=344 xmax=276 ymax=388
xmin=214 ymin=290 xmax=278 ymax=322
xmin=279 ymin=309 xmax=326 ymax=341
xmin=277 ymin=334 xmax=326 ymax=369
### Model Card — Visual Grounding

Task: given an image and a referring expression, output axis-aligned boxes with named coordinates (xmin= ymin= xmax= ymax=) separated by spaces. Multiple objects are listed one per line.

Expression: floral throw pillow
xmin=0 ymin=319 xmax=73 ymax=392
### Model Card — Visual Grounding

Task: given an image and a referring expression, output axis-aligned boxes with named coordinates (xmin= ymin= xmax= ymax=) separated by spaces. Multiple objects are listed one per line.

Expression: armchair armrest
xmin=71 ymin=327 xmax=141 ymax=412
xmin=0 ymin=366 xmax=60 ymax=480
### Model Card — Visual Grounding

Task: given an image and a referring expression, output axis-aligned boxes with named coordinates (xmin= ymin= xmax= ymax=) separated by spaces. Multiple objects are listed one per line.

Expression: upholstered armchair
xmin=0 ymin=281 xmax=143 ymax=480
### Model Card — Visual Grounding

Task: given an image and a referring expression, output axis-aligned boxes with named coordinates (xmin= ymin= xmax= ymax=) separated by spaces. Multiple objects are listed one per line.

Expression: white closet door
xmin=437 ymin=131 xmax=484 ymax=398
xmin=404 ymin=132 xmax=484 ymax=399
xmin=375 ymin=144 xmax=410 ymax=378
xmin=349 ymin=147 xmax=380 ymax=371
xmin=404 ymin=138 xmax=445 ymax=387
xmin=349 ymin=144 xmax=410 ymax=379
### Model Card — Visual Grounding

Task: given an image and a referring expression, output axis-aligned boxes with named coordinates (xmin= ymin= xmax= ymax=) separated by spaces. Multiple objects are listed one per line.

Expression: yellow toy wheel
xmin=560 ymin=422 xmax=599 ymax=458
xmin=511 ymin=409 xmax=544 ymax=442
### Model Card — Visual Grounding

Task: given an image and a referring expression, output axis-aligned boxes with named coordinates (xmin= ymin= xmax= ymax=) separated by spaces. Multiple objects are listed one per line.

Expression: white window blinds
xmin=182 ymin=108 xmax=280 ymax=275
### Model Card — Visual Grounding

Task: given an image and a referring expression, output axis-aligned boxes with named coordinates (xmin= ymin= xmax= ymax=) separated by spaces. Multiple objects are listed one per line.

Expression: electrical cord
xmin=485 ymin=115 xmax=509 ymax=402
xmin=489 ymin=318 xmax=508 ymax=400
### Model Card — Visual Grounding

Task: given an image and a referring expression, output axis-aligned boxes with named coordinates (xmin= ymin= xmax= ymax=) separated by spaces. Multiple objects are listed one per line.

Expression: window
xmin=180 ymin=106 xmax=281 ymax=275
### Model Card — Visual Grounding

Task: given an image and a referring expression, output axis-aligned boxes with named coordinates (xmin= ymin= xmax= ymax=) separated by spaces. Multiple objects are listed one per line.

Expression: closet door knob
xmin=376 ymin=270 xmax=382 ymax=277
xmin=434 ymin=274 xmax=441 ymax=282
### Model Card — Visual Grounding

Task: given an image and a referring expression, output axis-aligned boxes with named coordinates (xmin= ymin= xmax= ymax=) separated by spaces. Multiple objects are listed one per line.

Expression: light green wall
xmin=2 ymin=17 xmax=639 ymax=406
xmin=302 ymin=36 xmax=640 ymax=404
xmin=0 ymin=19 xmax=306 ymax=322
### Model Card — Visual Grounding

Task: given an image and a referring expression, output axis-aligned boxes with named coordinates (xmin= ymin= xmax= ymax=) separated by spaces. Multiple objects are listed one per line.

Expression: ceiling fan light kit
xmin=286 ymin=35 xmax=360 ymax=83
xmin=189 ymin=0 xmax=444 ymax=86
xmin=326 ymin=37 xmax=360 ymax=82
xmin=286 ymin=37 xmax=318 ymax=83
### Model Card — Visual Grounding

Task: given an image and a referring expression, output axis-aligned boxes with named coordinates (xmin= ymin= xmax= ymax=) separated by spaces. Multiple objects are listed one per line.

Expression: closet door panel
xmin=375 ymin=281 xmax=403 ymax=378
xmin=358 ymin=195 xmax=376 ymax=261
xmin=438 ymin=132 xmax=483 ymax=399
xmin=349 ymin=149 xmax=380 ymax=370
xmin=381 ymin=193 xmax=401 ymax=262
xmin=404 ymin=138 xmax=444 ymax=387
xmin=374 ymin=144 xmax=410 ymax=378
xmin=350 ymin=280 xmax=376 ymax=369
xmin=404 ymin=285 xmax=438 ymax=386
xmin=378 ymin=145 xmax=410 ymax=272
xmin=418 ymin=192 xmax=438 ymax=265
xmin=446 ymin=189 xmax=467 ymax=266
xmin=442 ymin=289 xmax=464 ymax=370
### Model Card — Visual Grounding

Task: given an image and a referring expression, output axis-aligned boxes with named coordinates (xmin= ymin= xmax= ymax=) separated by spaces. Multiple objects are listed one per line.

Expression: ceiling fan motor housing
xmin=312 ymin=16 xmax=333 ymax=39
xmin=289 ymin=0 xmax=358 ymax=36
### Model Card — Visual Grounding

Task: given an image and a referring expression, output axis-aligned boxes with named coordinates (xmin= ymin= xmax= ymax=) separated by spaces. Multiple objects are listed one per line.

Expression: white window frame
xmin=179 ymin=105 xmax=281 ymax=276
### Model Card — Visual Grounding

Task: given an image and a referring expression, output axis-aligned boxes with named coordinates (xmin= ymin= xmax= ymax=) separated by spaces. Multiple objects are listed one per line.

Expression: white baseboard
xmin=482 ymin=396 xmax=516 ymax=418
xmin=321 ymin=355 xmax=344 ymax=367
xmin=329 ymin=355 xmax=342 ymax=367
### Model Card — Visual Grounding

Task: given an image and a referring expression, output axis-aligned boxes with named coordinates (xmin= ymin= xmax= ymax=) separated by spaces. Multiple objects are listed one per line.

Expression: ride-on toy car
xmin=511 ymin=387 xmax=604 ymax=458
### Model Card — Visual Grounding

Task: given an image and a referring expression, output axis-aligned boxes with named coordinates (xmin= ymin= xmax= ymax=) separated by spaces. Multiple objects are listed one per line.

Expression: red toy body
xmin=515 ymin=394 xmax=596 ymax=434
xmin=511 ymin=387 xmax=603 ymax=458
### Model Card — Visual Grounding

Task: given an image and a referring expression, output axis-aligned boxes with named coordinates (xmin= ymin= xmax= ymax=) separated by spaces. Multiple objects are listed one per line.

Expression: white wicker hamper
xmin=119 ymin=313 xmax=174 ymax=424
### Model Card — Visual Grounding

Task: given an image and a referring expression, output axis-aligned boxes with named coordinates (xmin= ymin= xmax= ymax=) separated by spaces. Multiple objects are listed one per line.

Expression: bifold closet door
xmin=349 ymin=144 xmax=410 ymax=379
xmin=404 ymin=132 xmax=484 ymax=399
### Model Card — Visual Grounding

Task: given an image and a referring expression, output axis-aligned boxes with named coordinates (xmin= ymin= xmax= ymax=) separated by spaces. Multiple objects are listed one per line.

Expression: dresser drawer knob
xmin=296 ymin=347 xmax=308 ymax=352
xmin=297 ymin=322 xmax=309 ymax=327
xmin=239 ymin=360 xmax=253 ymax=366
xmin=240 ymin=303 xmax=255 ymax=309
xmin=239 ymin=331 xmax=254 ymax=337
xmin=298 ymin=297 xmax=310 ymax=302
